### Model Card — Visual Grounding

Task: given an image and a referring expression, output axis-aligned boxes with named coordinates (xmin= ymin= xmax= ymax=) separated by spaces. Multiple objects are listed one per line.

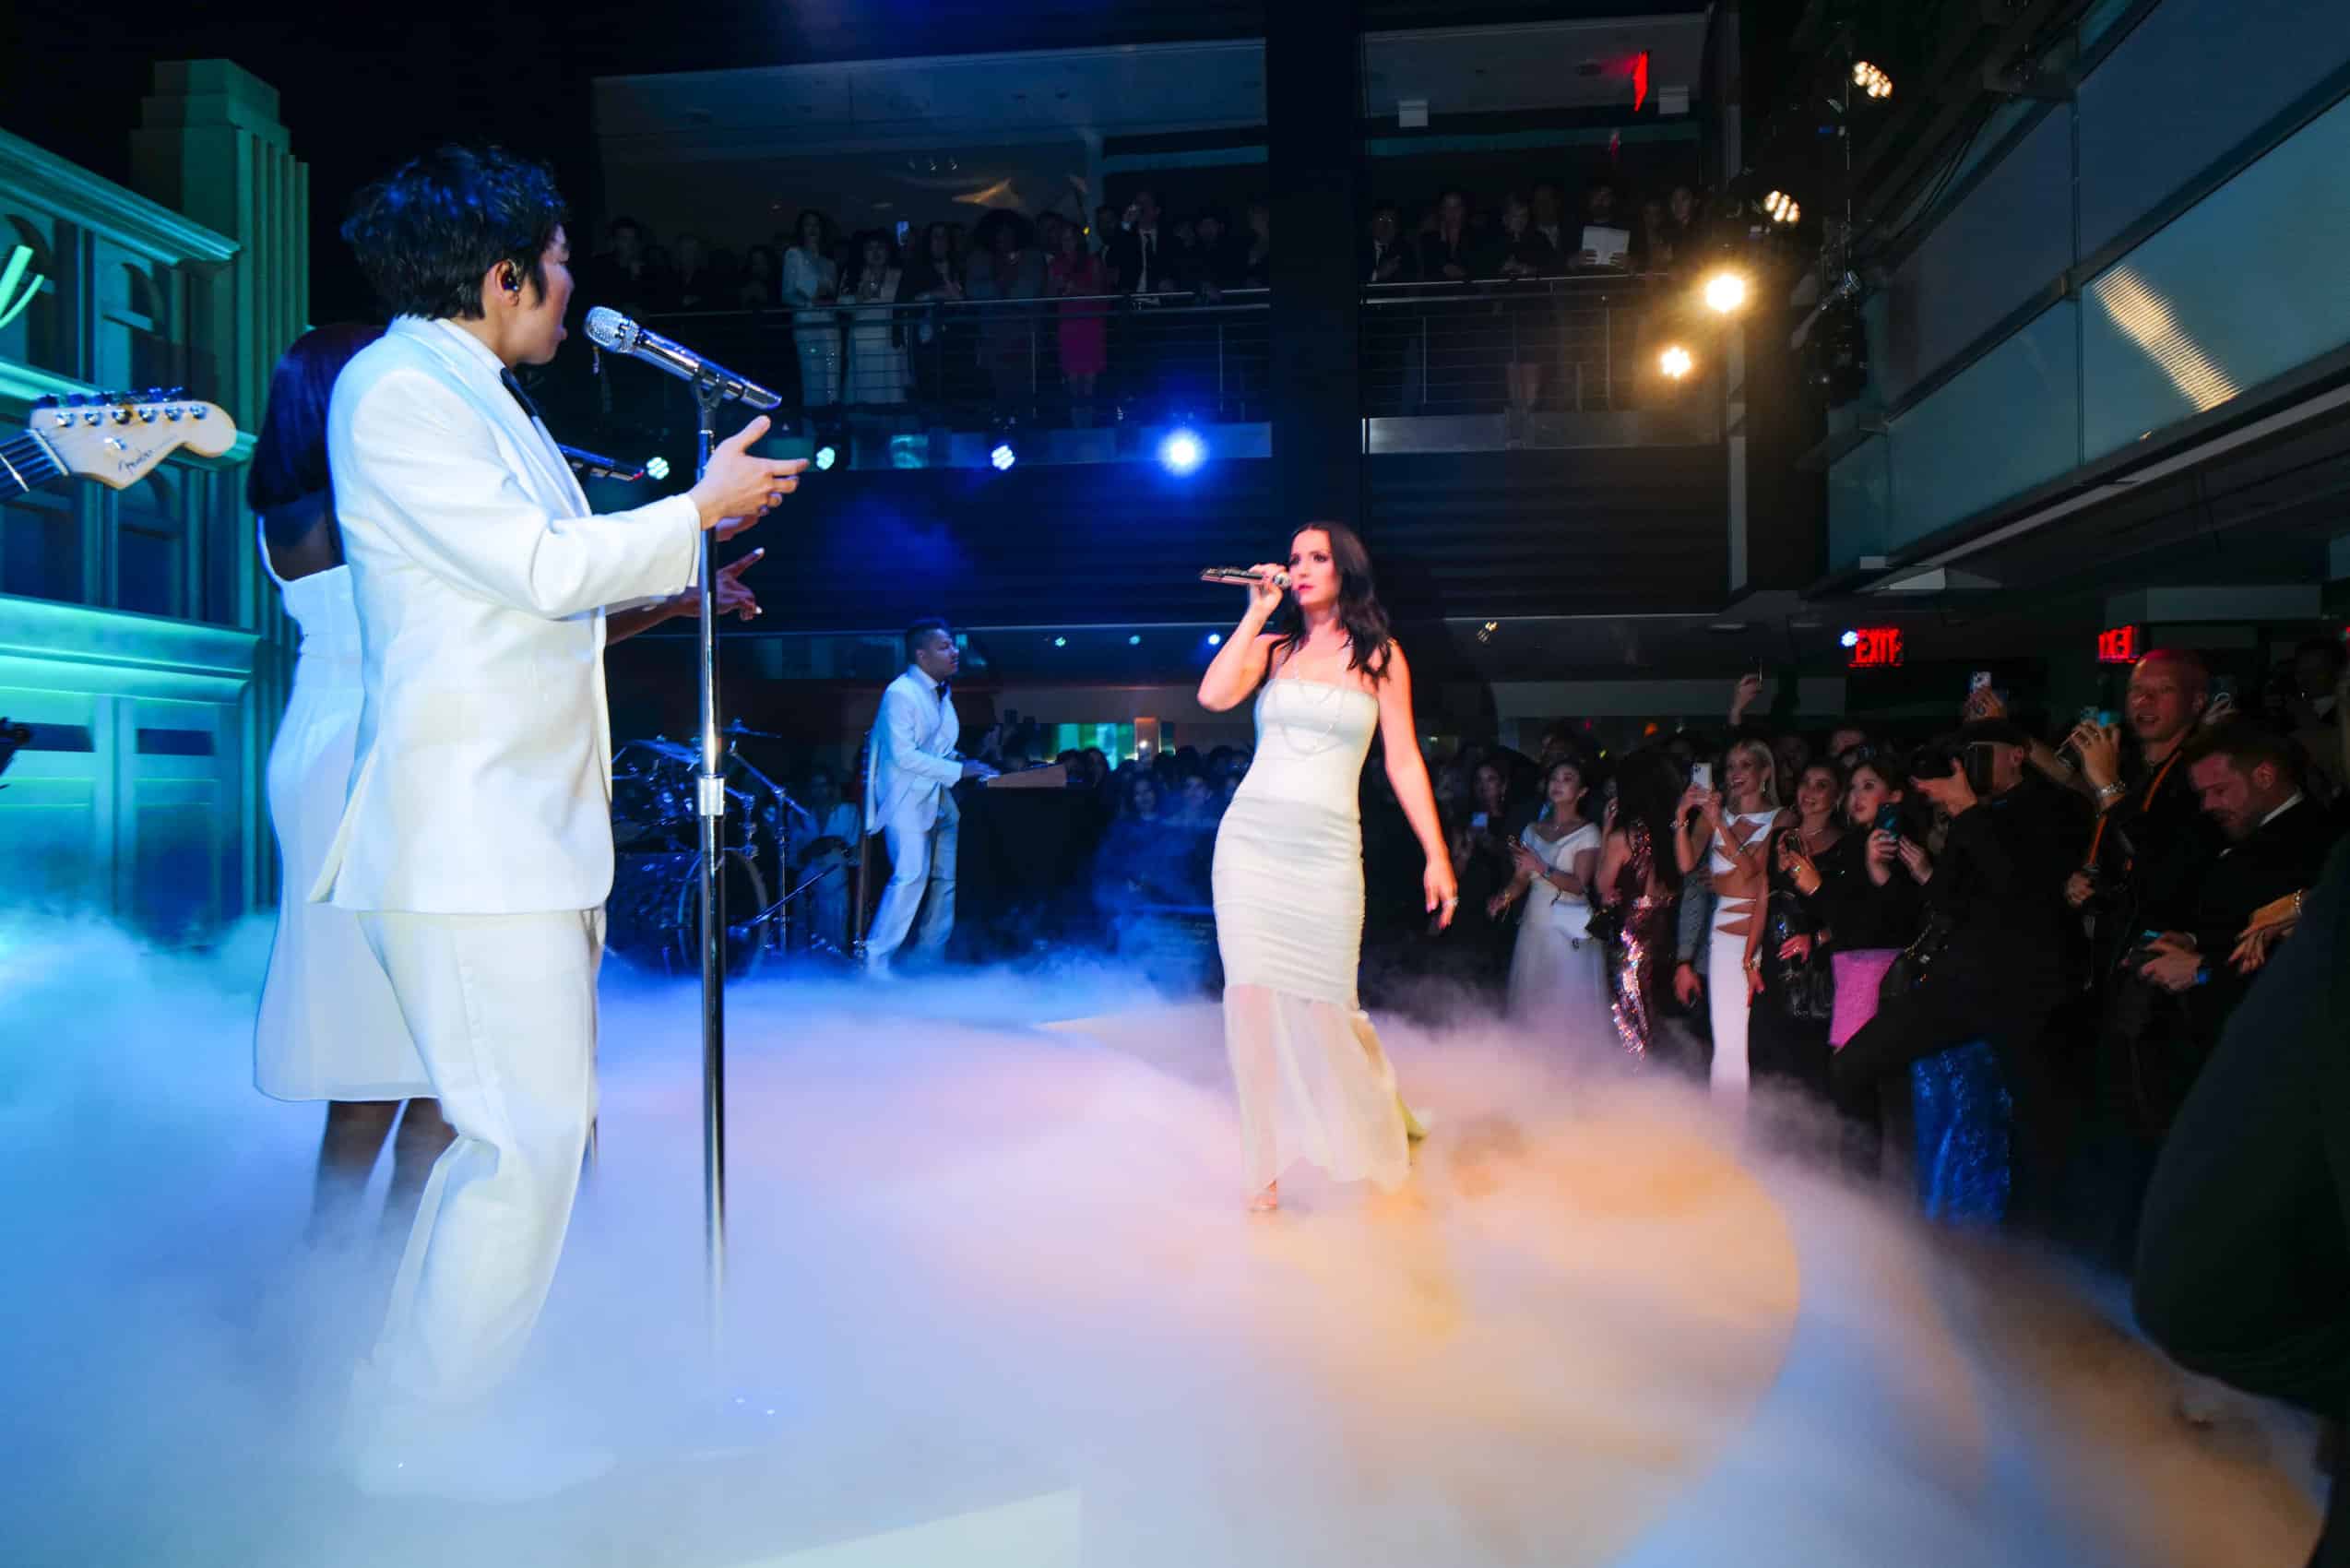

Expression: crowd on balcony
xmin=565 ymin=172 xmax=1709 ymax=425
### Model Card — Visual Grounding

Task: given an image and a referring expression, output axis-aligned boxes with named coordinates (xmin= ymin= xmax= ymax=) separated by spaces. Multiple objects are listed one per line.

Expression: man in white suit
xmin=320 ymin=147 xmax=804 ymax=1497
xmin=864 ymin=619 xmax=993 ymax=971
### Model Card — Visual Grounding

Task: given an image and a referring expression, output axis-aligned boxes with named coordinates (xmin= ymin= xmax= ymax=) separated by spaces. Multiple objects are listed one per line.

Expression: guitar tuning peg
xmin=166 ymin=386 xmax=185 ymax=400
xmin=31 ymin=394 xmax=53 ymax=411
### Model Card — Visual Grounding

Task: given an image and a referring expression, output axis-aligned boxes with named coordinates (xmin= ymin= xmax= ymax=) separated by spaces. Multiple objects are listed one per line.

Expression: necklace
xmin=1269 ymin=676 xmax=1350 ymax=756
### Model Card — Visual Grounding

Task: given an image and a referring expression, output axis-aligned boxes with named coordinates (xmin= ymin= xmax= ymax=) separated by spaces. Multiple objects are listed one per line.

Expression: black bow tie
xmin=935 ymin=682 xmax=951 ymax=699
xmin=499 ymin=368 xmax=544 ymax=426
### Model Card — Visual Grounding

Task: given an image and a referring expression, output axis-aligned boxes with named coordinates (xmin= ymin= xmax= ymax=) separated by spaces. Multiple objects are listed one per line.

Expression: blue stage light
xmin=1157 ymin=427 xmax=1205 ymax=475
xmin=1839 ymin=629 xmax=1861 ymax=648
xmin=645 ymin=456 xmax=671 ymax=481
xmin=990 ymin=441 xmax=1016 ymax=471
xmin=1128 ymin=635 xmax=1141 ymax=646
xmin=1207 ymin=632 xmax=1222 ymax=646
xmin=813 ymin=444 xmax=838 ymax=471
xmin=1053 ymin=636 xmax=1067 ymax=648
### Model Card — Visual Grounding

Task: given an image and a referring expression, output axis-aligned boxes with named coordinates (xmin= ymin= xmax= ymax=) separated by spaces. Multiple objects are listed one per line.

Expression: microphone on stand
xmin=558 ymin=444 xmax=644 ymax=482
xmin=1199 ymin=566 xmax=1291 ymax=588
xmin=582 ymin=306 xmax=783 ymax=411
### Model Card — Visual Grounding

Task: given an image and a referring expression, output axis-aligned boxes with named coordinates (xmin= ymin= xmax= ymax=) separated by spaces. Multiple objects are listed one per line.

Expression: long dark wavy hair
xmin=1265 ymin=520 xmax=1395 ymax=683
xmin=1610 ymin=746 xmax=1687 ymax=892
xmin=247 ymin=324 xmax=385 ymax=513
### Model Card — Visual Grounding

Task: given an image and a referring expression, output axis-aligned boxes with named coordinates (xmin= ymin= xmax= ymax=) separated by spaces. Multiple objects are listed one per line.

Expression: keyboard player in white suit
xmin=864 ymin=618 xmax=995 ymax=972
xmin=318 ymin=147 xmax=805 ymax=1499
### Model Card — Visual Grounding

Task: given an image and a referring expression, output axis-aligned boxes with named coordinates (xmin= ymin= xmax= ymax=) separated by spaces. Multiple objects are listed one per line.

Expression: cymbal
xmin=722 ymin=719 xmax=781 ymax=739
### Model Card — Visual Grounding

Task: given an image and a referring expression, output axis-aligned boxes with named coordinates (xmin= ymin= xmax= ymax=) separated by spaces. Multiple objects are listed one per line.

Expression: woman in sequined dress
xmin=1595 ymin=749 xmax=1687 ymax=1056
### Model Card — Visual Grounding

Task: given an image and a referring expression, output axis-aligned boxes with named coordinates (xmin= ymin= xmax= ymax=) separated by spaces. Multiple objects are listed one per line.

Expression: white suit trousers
xmin=353 ymin=909 xmax=602 ymax=1411
xmin=866 ymin=793 xmax=958 ymax=966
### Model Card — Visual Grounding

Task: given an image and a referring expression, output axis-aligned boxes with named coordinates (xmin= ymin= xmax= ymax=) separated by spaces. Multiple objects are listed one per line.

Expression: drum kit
xmin=608 ymin=719 xmax=850 ymax=976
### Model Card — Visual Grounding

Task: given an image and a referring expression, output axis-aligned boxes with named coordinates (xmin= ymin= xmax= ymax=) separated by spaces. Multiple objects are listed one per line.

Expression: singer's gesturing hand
xmin=689 ymin=416 xmax=811 ymax=531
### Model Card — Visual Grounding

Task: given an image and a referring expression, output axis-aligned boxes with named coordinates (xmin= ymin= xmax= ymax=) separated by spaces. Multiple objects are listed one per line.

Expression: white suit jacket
xmin=312 ymin=315 xmax=703 ymax=913
xmin=865 ymin=668 xmax=962 ymax=834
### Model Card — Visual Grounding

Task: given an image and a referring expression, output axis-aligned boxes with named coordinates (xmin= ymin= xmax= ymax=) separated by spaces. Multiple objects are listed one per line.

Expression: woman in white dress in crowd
xmin=250 ymin=326 xmax=450 ymax=1246
xmin=844 ymin=230 xmax=908 ymax=406
xmin=1491 ymin=755 xmax=1606 ymax=1026
xmin=1675 ymin=737 xmax=1786 ymax=1099
xmin=1197 ymin=522 xmax=1458 ymax=1213
xmin=782 ymin=208 xmax=842 ymax=409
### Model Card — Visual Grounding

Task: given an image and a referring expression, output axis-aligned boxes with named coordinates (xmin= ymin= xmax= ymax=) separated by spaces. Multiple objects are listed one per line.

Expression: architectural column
xmin=131 ymin=60 xmax=310 ymax=912
xmin=1264 ymin=0 xmax=1363 ymax=533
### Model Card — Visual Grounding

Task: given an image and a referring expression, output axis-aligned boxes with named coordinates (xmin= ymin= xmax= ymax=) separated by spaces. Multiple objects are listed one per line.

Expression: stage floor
xmin=0 ymin=925 xmax=2323 ymax=1566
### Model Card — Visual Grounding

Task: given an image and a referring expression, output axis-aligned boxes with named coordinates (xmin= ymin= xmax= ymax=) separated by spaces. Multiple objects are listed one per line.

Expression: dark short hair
xmin=2186 ymin=719 xmax=2303 ymax=787
xmin=247 ymin=324 xmax=384 ymax=513
xmin=341 ymin=146 xmax=566 ymax=320
xmin=905 ymin=617 xmax=951 ymax=659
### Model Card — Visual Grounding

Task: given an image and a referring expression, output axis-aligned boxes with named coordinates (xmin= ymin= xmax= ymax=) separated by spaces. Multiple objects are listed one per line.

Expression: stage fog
xmin=0 ymin=914 xmax=2321 ymax=1567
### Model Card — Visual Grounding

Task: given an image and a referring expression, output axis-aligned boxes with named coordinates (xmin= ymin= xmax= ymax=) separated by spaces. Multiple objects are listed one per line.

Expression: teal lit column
xmin=131 ymin=60 xmax=310 ymax=914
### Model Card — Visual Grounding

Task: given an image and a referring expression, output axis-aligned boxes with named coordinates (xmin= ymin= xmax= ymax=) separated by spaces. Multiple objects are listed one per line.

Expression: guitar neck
xmin=0 ymin=430 xmax=64 ymax=496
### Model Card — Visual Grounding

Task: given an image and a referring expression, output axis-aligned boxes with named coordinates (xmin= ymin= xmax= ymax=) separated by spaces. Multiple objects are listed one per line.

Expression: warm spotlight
xmin=1853 ymin=60 xmax=1893 ymax=99
xmin=1763 ymin=190 xmax=1801 ymax=225
xmin=1703 ymin=270 xmax=1750 ymax=315
xmin=1659 ymin=345 xmax=1695 ymax=379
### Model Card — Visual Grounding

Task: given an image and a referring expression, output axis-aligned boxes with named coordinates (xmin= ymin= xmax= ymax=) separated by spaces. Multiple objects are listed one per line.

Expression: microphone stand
xmin=691 ymin=373 xmax=729 ymax=1361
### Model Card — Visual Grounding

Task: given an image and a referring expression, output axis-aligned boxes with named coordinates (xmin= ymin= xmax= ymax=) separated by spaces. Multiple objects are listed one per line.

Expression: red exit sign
xmin=2097 ymin=624 xmax=2141 ymax=664
xmin=1846 ymin=627 xmax=1904 ymax=669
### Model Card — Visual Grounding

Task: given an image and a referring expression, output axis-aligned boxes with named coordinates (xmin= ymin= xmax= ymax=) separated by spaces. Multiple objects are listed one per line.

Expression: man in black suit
xmin=2142 ymin=720 xmax=2338 ymax=1051
xmin=2074 ymin=719 xmax=2337 ymax=1266
xmin=1107 ymin=189 xmax=1185 ymax=298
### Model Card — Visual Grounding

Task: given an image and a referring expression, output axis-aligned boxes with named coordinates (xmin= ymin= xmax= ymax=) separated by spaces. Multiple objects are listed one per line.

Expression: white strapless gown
xmin=253 ymin=551 xmax=430 ymax=1101
xmin=1211 ymin=678 xmax=1410 ymax=1194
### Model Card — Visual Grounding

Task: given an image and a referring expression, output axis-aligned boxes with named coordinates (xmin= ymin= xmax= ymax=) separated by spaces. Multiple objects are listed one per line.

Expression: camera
xmin=1909 ymin=739 xmax=1995 ymax=796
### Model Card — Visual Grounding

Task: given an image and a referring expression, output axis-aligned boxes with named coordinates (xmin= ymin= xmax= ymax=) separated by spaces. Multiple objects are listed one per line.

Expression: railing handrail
xmin=635 ymin=288 xmax=1274 ymax=321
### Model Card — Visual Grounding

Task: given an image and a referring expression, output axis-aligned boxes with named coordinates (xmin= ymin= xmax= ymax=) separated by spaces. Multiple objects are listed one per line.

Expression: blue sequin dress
xmin=1912 ymin=1042 xmax=2012 ymax=1225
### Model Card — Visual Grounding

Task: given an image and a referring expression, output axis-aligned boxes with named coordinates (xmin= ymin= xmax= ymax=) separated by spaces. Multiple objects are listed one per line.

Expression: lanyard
xmin=2083 ymin=749 xmax=2181 ymax=870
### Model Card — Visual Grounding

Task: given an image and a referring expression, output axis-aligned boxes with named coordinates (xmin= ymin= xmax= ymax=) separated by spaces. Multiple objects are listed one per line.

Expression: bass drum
xmin=606 ymin=849 xmax=771 ymax=980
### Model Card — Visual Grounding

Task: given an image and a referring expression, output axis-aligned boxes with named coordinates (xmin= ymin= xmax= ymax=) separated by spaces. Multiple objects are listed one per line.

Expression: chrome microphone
xmin=1200 ymin=566 xmax=1290 ymax=589
xmin=583 ymin=306 xmax=782 ymax=410
xmin=558 ymin=444 xmax=643 ymax=481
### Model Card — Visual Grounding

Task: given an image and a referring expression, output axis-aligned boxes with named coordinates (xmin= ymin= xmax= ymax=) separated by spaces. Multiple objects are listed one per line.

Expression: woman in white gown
xmin=844 ymin=232 xmax=908 ymax=406
xmin=1674 ymin=738 xmax=1785 ymax=1099
xmin=250 ymin=326 xmax=449 ymax=1245
xmin=1197 ymin=522 xmax=1458 ymax=1212
xmin=1491 ymin=756 xmax=1606 ymax=1027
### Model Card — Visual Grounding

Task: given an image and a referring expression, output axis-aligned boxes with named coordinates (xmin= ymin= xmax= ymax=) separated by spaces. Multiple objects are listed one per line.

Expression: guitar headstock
xmin=28 ymin=388 xmax=238 ymax=489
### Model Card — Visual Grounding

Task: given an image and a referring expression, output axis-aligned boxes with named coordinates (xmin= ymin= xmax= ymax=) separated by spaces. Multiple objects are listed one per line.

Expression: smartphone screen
xmin=1874 ymin=804 xmax=1902 ymax=835
xmin=1690 ymin=762 xmax=1713 ymax=792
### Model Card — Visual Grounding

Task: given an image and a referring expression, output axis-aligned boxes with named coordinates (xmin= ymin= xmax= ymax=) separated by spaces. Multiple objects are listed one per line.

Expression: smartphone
xmin=1874 ymin=803 xmax=1902 ymax=836
xmin=1690 ymin=762 xmax=1713 ymax=792
xmin=1968 ymin=671 xmax=1994 ymax=695
xmin=894 ymin=220 xmax=911 ymax=248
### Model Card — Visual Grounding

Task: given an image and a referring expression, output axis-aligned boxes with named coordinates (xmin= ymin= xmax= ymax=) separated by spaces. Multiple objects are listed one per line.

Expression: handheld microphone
xmin=583 ymin=306 xmax=782 ymax=411
xmin=558 ymin=444 xmax=644 ymax=482
xmin=1200 ymin=566 xmax=1290 ymax=589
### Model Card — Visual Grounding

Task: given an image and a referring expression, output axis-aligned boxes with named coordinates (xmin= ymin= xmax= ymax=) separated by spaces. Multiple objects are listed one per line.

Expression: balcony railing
xmin=1361 ymin=274 xmax=1674 ymax=418
xmin=545 ymin=274 xmax=1694 ymax=447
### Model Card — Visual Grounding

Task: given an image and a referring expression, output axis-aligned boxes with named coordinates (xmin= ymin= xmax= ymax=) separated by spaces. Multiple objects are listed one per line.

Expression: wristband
xmin=2094 ymin=781 xmax=2126 ymax=804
